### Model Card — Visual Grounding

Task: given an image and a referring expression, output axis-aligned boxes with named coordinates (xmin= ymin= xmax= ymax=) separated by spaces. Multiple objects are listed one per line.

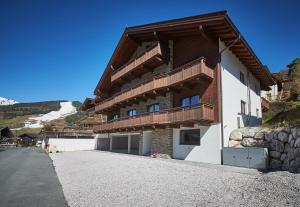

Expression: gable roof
xmin=94 ymin=10 xmax=274 ymax=96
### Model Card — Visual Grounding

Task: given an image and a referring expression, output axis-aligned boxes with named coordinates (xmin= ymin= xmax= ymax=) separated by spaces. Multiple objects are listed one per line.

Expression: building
xmin=261 ymin=73 xmax=284 ymax=102
xmin=18 ymin=133 xmax=38 ymax=146
xmin=0 ymin=127 xmax=14 ymax=144
xmin=83 ymin=11 xmax=274 ymax=164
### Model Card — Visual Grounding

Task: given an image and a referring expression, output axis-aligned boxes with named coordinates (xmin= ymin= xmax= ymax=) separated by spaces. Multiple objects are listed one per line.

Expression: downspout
xmin=246 ymin=70 xmax=251 ymax=126
xmin=218 ymin=34 xmax=241 ymax=165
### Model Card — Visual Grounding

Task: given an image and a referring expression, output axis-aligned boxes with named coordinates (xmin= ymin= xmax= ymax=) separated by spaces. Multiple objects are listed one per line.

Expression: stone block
xmin=270 ymin=159 xmax=282 ymax=169
xmin=269 ymin=151 xmax=281 ymax=159
xmin=270 ymin=140 xmax=284 ymax=152
xmin=277 ymin=131 xmax=288 ymax=142
xmin=229 ymin=130 xmax=243 ymax=141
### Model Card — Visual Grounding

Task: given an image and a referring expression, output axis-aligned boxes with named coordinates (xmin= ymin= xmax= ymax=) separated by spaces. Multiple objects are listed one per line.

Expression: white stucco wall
xmin=261 ymin=84 xmax=278 ymax=101
xmin=172 ymin=123 xmax=222 ymax=164
xmin=220 ymin=41 xmax=262 ymax=147
xmin=42 ymin=138 xmax=96 ymax=152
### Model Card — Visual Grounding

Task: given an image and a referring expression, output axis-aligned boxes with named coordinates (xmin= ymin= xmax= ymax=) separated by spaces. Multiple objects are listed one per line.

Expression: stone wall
xmin=151 ymin=128 xmax=173 ymax=156
xmin=229 ymin=127 xmax=300 ymax=172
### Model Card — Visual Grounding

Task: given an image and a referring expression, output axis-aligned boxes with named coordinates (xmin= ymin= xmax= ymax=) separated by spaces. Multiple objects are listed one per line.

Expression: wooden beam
xmin=198 ymin=25 xmax=209 ymax=40
xmin=126 ymin=34 xmax=141 ymax=46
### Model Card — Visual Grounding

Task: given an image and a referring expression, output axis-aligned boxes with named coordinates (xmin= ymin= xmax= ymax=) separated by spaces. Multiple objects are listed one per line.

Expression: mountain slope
xmin=0 ymin=100 xmax=79 ymax=129
xmin=0 ymin=97 xmax=18 ymax=105
xmin=24 ymin=102 xmax=77 ymax=128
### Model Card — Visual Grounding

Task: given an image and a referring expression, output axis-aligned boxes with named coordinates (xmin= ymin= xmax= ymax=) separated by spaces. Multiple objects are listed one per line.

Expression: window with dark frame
xmin=147 ymin=103 xmax=160 ymax=113
xmin=181 ymin=95 xmax=200 ymax=107
xmin=112 ymin=114 xmax=119 ymax=120
xmin=180 ymin=129 xmax=201 ymax=145
xmin=241 ymin=101 xmax=246 ymax=114
xmin=240 ymin=72 xmax=245 ymax=84
xmin=127 ymin=109 xmax=137 ymax=117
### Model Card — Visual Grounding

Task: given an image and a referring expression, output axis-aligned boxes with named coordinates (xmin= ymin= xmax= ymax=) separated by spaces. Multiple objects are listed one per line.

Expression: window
xmin=181 ymin=95 xmax=200 ymax=107
xmin=256 ymin=108 xmax=259 ymax=117
xmin=112 ymin=114 xmax=119 ymax=120
xmin=181 ymin=97 xmax=190 ymax=107
xmin=241 ymin=101 xmax=246 ymax=114
xmin=240 ymin=72 xmax=245 ymax=84
xmin=127 ymin=109 xmax=137 ymax=117
xmin=147 ymin=103 xmax=160 ymax=112
xmin=180 ymin=129 xmax=200 ymax=145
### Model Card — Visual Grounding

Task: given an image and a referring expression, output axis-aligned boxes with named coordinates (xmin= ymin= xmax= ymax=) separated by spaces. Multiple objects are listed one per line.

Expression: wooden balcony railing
xmin=93 ymin=104 xmax=214 ymax=133
xmin=111 ymin=42 xmax=164 ymax=83
xmin=95 ymin=57 xmax=214 ymax=113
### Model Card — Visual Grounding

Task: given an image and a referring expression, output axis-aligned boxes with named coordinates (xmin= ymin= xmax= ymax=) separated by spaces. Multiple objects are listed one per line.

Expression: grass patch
xmin=0 ymin=115 xmax=31 ymax=128
xmin=263 ymin=101 xmax=300 ymax=127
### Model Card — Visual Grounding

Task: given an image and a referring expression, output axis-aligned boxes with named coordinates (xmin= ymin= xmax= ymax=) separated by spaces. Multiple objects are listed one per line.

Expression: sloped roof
xmin=94 ymin=10 xmax=274 ymax=96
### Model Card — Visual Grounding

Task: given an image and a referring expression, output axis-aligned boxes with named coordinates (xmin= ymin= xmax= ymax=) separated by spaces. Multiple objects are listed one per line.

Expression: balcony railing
xmin=93 ymin=104 xmax=214 ymax=133
xmin=95 ymin=57 xmax=214 ymax=113
xmin=111 ymin=42 xmax=164 ymax=83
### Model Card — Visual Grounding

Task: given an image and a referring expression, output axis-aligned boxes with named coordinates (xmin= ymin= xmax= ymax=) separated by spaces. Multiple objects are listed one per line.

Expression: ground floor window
xmin=180 ymin=129 xmax=200 ymax=145
xmin=241 ymin=100 xmax=246 ymax=114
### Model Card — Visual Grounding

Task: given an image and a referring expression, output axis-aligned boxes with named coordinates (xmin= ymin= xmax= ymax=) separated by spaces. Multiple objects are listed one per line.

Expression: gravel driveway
xmin=50 ymin=151 xmax=300 ymax=207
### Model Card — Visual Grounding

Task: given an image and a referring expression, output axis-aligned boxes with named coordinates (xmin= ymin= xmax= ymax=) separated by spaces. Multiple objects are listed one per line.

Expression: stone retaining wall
xmin=229 ymin=127 xmax=300 ymax=172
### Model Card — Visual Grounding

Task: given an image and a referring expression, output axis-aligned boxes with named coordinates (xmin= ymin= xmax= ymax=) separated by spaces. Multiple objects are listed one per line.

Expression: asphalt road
xmin=0 ymin=147 xmax=68 ymax=207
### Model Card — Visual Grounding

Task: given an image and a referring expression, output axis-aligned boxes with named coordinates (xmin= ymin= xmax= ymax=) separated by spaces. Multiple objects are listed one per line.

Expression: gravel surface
xmin=50 ymin=151 xmax=300 ymax=207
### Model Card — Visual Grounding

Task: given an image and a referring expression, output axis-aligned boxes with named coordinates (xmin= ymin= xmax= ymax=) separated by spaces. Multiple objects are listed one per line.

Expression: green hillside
xmin=0 ymin=100 xmax=82 ymax=129
xmin=0 ymin=101 xmax=65 ymax=119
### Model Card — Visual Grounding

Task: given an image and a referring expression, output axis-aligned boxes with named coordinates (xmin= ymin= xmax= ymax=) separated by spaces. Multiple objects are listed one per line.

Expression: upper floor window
xmin=240 ymin=72 xmax=245 ymax=84
xmin=127 ymin=109 xmax=137 ymax=117
xmin=112 ymin=114 xmax=119 ymax=120
xmin=147 ymin=103 xmax=160 ymax=113
xmin=241 ymin=100 xmax=246 ymax=114
xmin=181 ymin=95 xmax=200 ymax=107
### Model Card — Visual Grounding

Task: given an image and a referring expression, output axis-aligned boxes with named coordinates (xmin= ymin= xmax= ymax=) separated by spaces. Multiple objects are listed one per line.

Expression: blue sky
xmin=0 ymin=0 xmax=299 ymax=103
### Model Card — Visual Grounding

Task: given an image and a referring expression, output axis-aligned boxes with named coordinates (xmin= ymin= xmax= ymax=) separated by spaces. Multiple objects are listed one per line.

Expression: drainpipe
xmin=218 ymin=34 xmax=241 ymax=165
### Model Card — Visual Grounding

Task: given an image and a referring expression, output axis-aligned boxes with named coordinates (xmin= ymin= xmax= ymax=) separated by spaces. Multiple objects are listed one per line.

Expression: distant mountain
xmin=0 ymin=97 xmax=18 ymax=106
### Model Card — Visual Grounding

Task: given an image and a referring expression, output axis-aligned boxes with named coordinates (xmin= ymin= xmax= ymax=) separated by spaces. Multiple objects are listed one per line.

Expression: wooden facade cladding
xmin=94 ymin=104 xmax=214 ymax=133
xmin=95 ymin=58 xmax=214 ymax=113
xmin=111 ymin=42 xmax=165 ymax=84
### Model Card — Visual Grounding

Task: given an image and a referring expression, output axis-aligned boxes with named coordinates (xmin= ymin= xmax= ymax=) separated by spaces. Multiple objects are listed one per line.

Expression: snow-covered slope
xmin=24 ymin=102 xmax=77 ymax=128
xmin=0 ymin=97 xmax=18 ymax=105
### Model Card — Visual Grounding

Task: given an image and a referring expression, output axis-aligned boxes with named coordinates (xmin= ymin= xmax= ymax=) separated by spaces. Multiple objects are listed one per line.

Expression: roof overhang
xmin=94 ymin=10 xmax=275 ymax=96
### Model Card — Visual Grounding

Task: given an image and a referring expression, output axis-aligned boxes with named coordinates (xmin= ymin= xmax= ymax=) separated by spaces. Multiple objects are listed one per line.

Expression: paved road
xmin=0 ymin=147 xmax=68 ymax=207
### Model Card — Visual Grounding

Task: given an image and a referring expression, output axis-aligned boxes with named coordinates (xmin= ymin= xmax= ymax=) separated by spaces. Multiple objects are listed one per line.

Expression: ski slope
xmin=24 ymin=102 xmax=77 ymax=128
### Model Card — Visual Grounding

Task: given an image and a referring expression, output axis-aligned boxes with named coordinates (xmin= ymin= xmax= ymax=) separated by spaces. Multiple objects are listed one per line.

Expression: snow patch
xmin=0 ymin=97 xmax=18 ymax=105
xmin=23 ymin=102 xmax=77 ymax=128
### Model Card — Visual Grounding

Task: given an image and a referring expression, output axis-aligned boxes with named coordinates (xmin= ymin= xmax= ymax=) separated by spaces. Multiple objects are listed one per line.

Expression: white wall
xmin=261 ymin=84 xmax=278 ymax=101
xmin=220 ymin=41 xmax=262 ymax=147
xmin=43 ymin=138 xmax=96 ymax=152
xmin=172 ymin=123 xmax=222 ymax=164
xmin=142 ymin=131 xmax=152 ymax=155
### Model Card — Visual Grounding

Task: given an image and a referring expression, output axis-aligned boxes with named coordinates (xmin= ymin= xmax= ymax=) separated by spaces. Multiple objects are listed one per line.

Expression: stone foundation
xmin=151 ymin=128 xmax=173 ymax=156
xmin=229 ymin=127 xmax=300 ymax=172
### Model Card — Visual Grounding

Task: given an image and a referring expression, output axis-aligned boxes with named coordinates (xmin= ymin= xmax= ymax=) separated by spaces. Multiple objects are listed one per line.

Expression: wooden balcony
xmin=111 ymin=42 xmax=165 ymax=84
xmin=94 ymin=104 xmax=214 ymax=133
xmin=95 ymin=57 xmax=214 ymax=113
